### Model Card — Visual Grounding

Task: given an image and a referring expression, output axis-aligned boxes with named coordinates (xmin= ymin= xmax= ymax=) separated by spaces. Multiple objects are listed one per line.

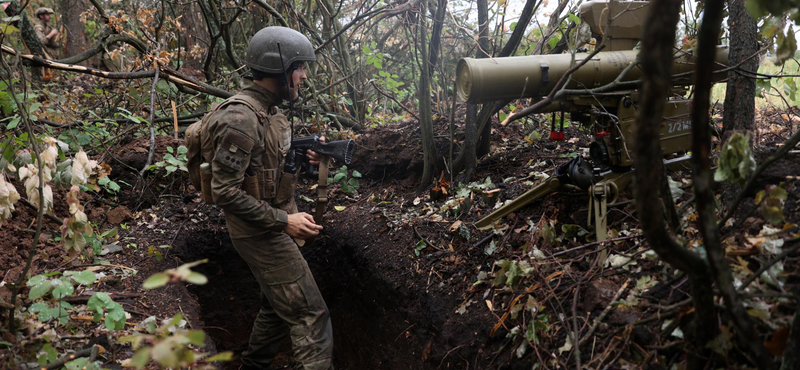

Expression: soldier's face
xmin=285 ymin=63 xmax=307 ymax=101
xmin=41 ymin=14 xmax=51 ymax=22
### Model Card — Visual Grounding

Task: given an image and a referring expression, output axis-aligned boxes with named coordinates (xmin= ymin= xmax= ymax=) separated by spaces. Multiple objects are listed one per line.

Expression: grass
xmin=711 ymin=58 xmax=800 ymax=109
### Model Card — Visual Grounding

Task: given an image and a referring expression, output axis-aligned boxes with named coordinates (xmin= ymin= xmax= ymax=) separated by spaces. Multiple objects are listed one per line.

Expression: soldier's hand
xmin=307 ymin=136 xmax=325 ymax=165
xmin=47 ymin=29 xmax=58 ymax=38
xmin=285 ymin=212 xmax=323 ymax=239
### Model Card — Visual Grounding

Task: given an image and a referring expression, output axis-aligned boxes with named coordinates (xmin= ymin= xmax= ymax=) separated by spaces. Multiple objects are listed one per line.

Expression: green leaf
xmin=776 ymin=26 xmax=797 ymax=64
xmin=166 ymin=146 xmax=174 ymax=154
xmin=130 ymin=347 xmax=152 ymax=369
xmin=185 ymin=271 xmax=208 ymax=285
xmin=28 ymin=280 xmax=53 ymax=300
xmin=177 ymin=145 xmax=188 ymax=155
xmin=51 ymin=279 xmax=74 ymax=299
xmin=143 ymin=272 xmax=170 ymax=289
xmin=87 ymin=292 xmax=112 ymax=312
xmin=334 ymin=206 xmax=346 ymax=211
xmin=186 ymin=330 xmax=206 ymax=345
xmin=67 ymin=270 xmax=97 ymax=285
xmin=352 ymin=170 xmax=362 ymax=178
xmin=414 ymin=239 xmax=427 ymax=256
xmin=333 ymin=172 xmax=346 ymax=183
xmin=348 ymin=178 xmax=360 ymax=189
xmin=206 ymin=351 xmax=234 ymax=362
xmin=6 ymin=116 xmax=19 ymax=129
xmin=715 ymin=132 xmax=755 ymax=185
xmin=567 ymin=13 xmax=581 ymax=25
xmin=27 ymin=274 xmax=46 ymax=287
xmin=548 ymin=35 xmax=560 ymax=50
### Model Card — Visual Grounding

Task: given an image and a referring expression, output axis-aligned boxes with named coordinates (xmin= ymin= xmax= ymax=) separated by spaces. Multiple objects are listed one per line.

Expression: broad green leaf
xmin=28 ymin=280 xmax=53 ymax=300
xmin=185 ymin=272 xmax=208 ymax=285
xmin=151 ymin=341 xmax=179 ymax=368
xmin=186 ymin=330 xmax=206 ymax=345
xmin=130 ymin=347 xmax=152 ymax=369
xmin=87 ymin=292 xmax=112 ymax=311
xmin=352 ymin=170 xmax=362 ymax=178
xmin=143 ymin=272 xmax=170 ymax=289
xmin=333 ymin=173 xmax=346 ymax=183
xmin=51 ymin=279 xmax=74 ymax=299
xmin=206 ymin=351 xmax=234 ymax=362
xmin=27 ymin=274 xmax=46 ymax=287
xmin=334 ymin=206 xmax=346 ymax=211
xmin=715 ymin=132 xmax=755 ymax=185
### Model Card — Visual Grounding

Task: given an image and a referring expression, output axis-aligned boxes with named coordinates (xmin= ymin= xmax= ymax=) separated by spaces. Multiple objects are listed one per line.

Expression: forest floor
xmin=2 ymin=102 xmax=799 ymax=369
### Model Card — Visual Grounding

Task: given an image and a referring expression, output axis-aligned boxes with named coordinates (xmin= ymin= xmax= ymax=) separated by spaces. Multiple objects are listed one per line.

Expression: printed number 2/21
xmin=668 ymin=121 xmax=691 ymax=133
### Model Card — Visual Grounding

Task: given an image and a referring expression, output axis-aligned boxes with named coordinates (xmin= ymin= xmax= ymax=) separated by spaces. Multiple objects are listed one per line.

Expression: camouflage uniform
xmin=207 ymin=80 xmax=333 ymax=370
xmin=33 ymin=9 xmax=59 ymax=50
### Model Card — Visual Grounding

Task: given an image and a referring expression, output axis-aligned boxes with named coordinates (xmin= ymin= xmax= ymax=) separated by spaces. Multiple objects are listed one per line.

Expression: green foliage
xmin=151 ymin=146 xmax=188 ymax=175
xmin=714 ymin=132 xmax=756 ymax=185
xmin=119 ymin=313 xmax=232 ymax=369
xmin=414 ymin=239 xmax=427 ymax=256
xmin=26 ymin=270 xmax=98 ymax=325
xmin=143 ymin=259 xmax=209 ymax=290
xmin=491 ymin=260 xmax=534 ymax=288
xmin=748 ymin=1 xmax=799 ymax=64
xmin=27 ymin=270 xmax=97 ymax=301
xmin=328 ymin=165 xmax=362 ymax=195
xmin=87 ymin=292 xmax=127 ymax=330
xmin=756 ymin=185 xmax=788 ymax=224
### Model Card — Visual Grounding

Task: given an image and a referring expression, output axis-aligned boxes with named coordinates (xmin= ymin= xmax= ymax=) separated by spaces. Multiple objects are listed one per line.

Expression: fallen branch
xmin=0 ymin=44 xmax=232 ymax=98
xmin=40 ymin=345 xmax=102 ymax=370
xmin=550 ymin=233 xmax=642 ymax=258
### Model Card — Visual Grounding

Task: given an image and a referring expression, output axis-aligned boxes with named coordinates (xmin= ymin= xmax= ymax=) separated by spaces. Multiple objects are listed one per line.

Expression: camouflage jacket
xmin=208 ymin=80 xmax=299 ymax=238
xmin=34 ymin=19 xmax=59 ymax=49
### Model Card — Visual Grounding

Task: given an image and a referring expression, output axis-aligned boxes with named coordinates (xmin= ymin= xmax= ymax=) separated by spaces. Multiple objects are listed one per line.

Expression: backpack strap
xmin=220 ymin=94 xmax=270 ymax=123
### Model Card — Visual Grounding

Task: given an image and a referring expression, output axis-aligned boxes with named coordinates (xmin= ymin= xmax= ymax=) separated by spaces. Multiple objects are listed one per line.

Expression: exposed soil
xmin=2 ymin=107 xmax=799 ymax=369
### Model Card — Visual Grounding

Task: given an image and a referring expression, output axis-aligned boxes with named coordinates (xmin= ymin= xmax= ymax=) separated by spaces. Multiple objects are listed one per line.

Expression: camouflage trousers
xmin=231 ymin=231 xmax=334 ymax=370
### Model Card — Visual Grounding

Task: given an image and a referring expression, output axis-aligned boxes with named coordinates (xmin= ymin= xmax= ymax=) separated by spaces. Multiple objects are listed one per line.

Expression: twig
xmin=370 ymin=81 xmax=420 ymax=121
xmin=41 ymin=345 xmax=101 ymax=370
xmin=501 ymin=44 xmax=607 ymax=125
xmin=137 ymin=66 xmax=160 ymax=187
xmin=472 ymin=233 xmax=494 ymax=249
xmin=738 ymin=237 xmax=800 ymax=292
xmin=578 ymin=279 xmax=632 ymax=347
xmin=550 ymin=234 xmax=642 ymax=258
xmin=718 ymin=127 xmax=800 ymax=229
xmin=413 ymin=224 xmax=441 ymax=250
xmin=2 ymin=51 xmax=46 ymax=334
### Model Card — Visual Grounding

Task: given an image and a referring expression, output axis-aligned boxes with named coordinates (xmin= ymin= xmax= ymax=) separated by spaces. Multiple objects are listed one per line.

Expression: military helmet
xmin=246 ymin=27 xmax=316 ymax=74
xmin=35 ymin=7 xmax=54 ymax=17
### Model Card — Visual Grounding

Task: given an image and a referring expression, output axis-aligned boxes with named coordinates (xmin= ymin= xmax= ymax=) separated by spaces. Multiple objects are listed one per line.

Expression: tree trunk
xmin=58 ymin=0 xmax=87 ymax=64
xmin=427 ymin=0 xmax=447 ymax=76
xmin=418 ymin=0 xmax=439 ymax=185
xmin=634 ymin=0 xmax=718 ymax=367
xmin=455 ymin=0 xmax=539 ymax=179
xmin=723 ymin=0 xmax=759 ymax=132
xmin=459 ymin=0 xmax=490 ymax=181
xmin=692 ymin=0 xmax=774 ymax=367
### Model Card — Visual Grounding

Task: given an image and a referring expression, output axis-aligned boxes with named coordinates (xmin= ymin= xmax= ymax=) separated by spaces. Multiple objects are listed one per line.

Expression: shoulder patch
xmin=213 ymin=129 xmax=254 ymax=172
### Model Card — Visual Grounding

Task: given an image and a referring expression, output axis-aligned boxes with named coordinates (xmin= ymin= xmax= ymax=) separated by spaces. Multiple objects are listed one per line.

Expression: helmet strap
xmin=276 ymin=42 xmax=295 ymax=138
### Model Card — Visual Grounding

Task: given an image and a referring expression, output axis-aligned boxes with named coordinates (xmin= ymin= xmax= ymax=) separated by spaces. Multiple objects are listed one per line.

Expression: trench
xmin=175 ymin=228 xmax=432 ymax=370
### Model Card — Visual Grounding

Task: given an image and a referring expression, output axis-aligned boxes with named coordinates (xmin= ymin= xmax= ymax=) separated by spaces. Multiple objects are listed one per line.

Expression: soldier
xmin=33 ymin=7 xmax=59 ymax=51
xmin=206 ymin=27 xmax=333 ymax=370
